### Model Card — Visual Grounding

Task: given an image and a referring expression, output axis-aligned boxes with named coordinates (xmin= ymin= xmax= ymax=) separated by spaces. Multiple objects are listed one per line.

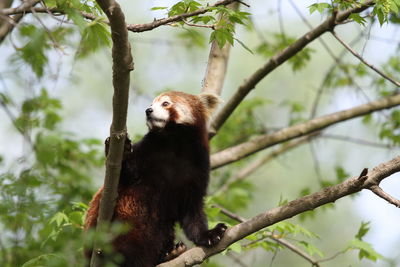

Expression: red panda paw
xmin=198 ymin=223 xmax=227 ymax=247
xmin=163 ymin=241 xmax=187 ymax=262
xmin=104 ymin=135 xmax=132 ymax=157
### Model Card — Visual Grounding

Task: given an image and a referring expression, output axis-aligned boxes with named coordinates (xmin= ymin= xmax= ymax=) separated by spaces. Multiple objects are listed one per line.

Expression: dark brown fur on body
xmin=84 ymin=92 xmax=226 ymax=267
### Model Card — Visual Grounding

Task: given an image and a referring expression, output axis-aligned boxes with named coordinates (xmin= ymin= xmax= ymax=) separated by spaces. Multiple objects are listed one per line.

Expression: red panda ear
xmin=199 ymin=93 xmax=221 ymax=111
xmin=198 ymin=93 xmax=222 ymax=118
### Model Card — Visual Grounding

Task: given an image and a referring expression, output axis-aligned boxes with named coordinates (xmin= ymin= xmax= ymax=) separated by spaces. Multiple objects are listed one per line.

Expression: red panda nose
xmin=145 ymin=108 xmax=153 ymax=116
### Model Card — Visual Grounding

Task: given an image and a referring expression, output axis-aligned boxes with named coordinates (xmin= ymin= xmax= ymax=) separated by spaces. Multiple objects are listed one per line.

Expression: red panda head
xmin=145 ymin=91 xmax=221 ymax=131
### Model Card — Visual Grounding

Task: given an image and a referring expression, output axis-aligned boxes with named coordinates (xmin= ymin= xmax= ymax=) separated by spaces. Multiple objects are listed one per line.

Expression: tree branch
xmin=209 ymin=0 xmax=375 ymax=136
xmin=369 ymin=185 xmax=400 ymax=208
xmin=331 ymin=30 xmax=400 ymax=88
xmin=89 ymin=0 xmax=133 ymax=266
xmin=0 ymin=0 xmax=40 ymax=43
xmin=2 ymin=0 xmax=242 ymax=33
xmin=210 ymin=93 xmax=400 ymax=169
xmin=157 ymin=156 xmax=400 ymax=267
xmin=128 ymin=0 xmax=239 ymax=32
xmin=214 ymin=134 xmax=315 ymax=195
xmin=201 ymin=2 xmax=239 ymax=95
xmin=215 ymin=204 xmax=321 ymax=266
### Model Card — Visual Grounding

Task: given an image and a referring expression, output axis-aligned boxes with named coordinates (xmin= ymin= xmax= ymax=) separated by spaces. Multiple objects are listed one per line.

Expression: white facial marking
xmin=146 ymin=96 xmax=171 ymax=130
xmin=174 ymin=102 xmax=195 ymax=124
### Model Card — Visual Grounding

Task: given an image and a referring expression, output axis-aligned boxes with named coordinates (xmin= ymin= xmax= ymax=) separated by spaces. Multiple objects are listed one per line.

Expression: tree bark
xmin=157 ymin=156 xmax=400 ymax=267
xmin=211 ymin=93 xmax=400 ymax=169
xmin=90 ymin=0 xmax=133 ymax=266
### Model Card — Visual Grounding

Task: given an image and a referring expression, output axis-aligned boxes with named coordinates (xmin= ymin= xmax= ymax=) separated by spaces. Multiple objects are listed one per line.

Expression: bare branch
xmin=369 ymin=185 xmax=400 ymax=208
xmin=1 ymin=6 xmax=100 ymax=21
xmin=214 ymin=134 xmax=315 ymax=195
xmin=157 ymin=156 xmax=400 ymax=267
xmin=212 ymin=204 xmax=247 ymax=222
xmin=331 ymin=31 xmax=400 ymax=88
xmin=89 ymin=0 xmax=133 ymax=266
xmin=309 ymin=32 xmax=364 ymax=119
xmin=270 ymin=237 xmax=321 ymax=267
xmin=209 ymin=0 xmax=375 ymax=136
xmin=321 ymin=134 xmax=394 ymax=149
xmin=211 ymin=93 xmax=400 ymax=169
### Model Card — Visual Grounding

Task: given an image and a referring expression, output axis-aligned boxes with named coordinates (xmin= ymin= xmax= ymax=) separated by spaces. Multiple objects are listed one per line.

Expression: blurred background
xmin=0 ymin=0 xmax=399 ymax=266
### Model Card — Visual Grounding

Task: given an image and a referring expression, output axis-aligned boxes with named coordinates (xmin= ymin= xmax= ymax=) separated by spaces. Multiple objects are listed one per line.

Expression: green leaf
xmin=335 ymin=166 xmax=349 ymax=183
xmin=355 ymin=221 xmax=370 ymax=240
xmin=77 ymin=21 xmax=111 ymax=58
xmin=348 ymin=239 xmax=383 ymax=262
xmin=308 ymin=3 xmax=331 ymax=14
xmin=150 ymin=6 xmax=168 ymax=10
xmin=349 ymin=13 xmax=367 ymax=26
xmin=228 ymin=242 xmax=242 ymax=253
xmin=50 ymin=212 xmax=69 ymax=227
xmin=17 ymin=25 xmax=49 ymax=78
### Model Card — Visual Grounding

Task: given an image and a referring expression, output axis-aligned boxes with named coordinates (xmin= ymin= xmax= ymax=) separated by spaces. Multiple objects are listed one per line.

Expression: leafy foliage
xmin=0 ymin=0 xmax=398 ymax=266
xmin=212 ymin=98 xmax=267 ymax=151
xmin=256 ymin=34 xmax=315 ymax=71
xmin=0 ymin=89 xmax=103 ymax=266
xmin=347 ymin=222 xmax=384 ymax=262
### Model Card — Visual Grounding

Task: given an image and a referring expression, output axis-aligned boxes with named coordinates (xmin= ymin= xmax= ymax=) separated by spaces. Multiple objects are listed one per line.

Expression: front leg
xmin=181 ymin=205 xmax=227 ymax=247
xmin=105 ymin=136 xmax=138 ymax=185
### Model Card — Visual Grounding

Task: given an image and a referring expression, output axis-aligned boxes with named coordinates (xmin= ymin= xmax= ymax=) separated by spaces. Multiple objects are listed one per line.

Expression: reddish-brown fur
xmin=84 ymin=91 xmax=226 ymax=267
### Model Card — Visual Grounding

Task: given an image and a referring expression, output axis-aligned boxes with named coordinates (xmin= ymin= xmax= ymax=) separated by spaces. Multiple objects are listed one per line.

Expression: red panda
xmin=84 ymin=91 xmax=227 ymax=267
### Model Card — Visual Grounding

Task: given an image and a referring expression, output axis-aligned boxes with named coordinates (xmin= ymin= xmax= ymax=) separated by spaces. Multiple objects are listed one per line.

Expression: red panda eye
xmin=162 ymin=101 xmax=170 ymax=107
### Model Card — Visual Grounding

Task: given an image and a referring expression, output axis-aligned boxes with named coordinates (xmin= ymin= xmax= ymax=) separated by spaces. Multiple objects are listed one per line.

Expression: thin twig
xmin=181 ymin=19 xmax=215 ymax=29
xmin=213 ymin=205 xmax=321 ymax=267
xmin=212 ymin=204 xmax=247 ymax=222
xmin=228 ymin=252 xmax=249 ymax=267
xmin=321 ymin=134 xmax=393 ymax=149
xmin=2 ymin=0 xmax=247 ymax=33
xmin=214 ymin=135 xmax=314 ymax=195
xmin=369 ymin=185 xmax=400 ymax=208
xmin=270 ymin=237 xmax=321 ymax=267
xmin=309 ymin=32 xmax=364 ymax=118
xmin=332 ymin=31 xmax=400 ymax=88
xmin=309 ymin=142 xmax=323 ymax=184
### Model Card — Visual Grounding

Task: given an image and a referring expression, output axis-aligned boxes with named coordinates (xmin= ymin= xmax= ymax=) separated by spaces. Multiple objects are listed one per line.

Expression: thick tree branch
xmin=158 ymin=156 xmax=400 ymax=267
xmin=209 ymin=0 xmax=375 ymax=136
xmin=201 ymin=2 xmax=238 ymax=95
xmin=201 ymin=40 xmax=232 ymax=95
xmin=0 ymin=0 xmax=40 ymax=43
xmin=215 ymin=204 xmax=321 ymax=266
xmin=0 ymin=0 xmax=39 ymax=15
xmin=331 ymin=31 xmax=400 ymax=88
xmin=90 ymin=0 xmax=133 ymax=266
xmin=211 ymin=93 xmax=400 ymax=169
